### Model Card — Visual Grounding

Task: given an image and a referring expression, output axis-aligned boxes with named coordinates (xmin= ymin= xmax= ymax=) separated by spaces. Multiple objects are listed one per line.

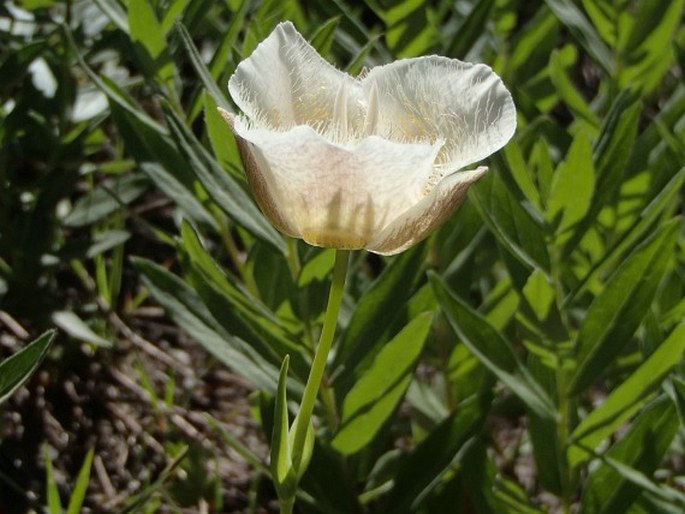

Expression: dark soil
xmin=0 ymin=300 xmax=278 ymax=513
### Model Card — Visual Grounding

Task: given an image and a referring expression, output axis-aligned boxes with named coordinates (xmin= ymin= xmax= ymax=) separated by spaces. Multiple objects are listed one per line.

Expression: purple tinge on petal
xmin=228 ymin=117 xmax=443 ymax=250
xmin=223 ymin=23 xmax=515 ymax=253
xmin=218 ymin=108 xmax=300 ymax=238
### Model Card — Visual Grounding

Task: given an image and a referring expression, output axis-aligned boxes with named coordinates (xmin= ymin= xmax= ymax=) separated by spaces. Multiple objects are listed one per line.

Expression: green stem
xmin=320 ymin=378 xmax=339 ymax=431
xmin=281 ymin=497 xmax=294 ymax=514
xmin=551 ymin=245 xmax=572 ymax=513
xmin=289 ymin=249 xmax=349 ymax=471
xmin=556 ymin=366 xmax=572 ymax=514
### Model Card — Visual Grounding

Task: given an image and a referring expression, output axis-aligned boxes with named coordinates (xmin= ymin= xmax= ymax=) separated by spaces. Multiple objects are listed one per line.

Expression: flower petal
xmin=219 ymin=109 xmax=301 ymax=238
xmin=231 ymin=118 xmax=441 ymax=249
xmin=366 ymin=167 xmax=487 ymax=255
xmin=363 ymin=57 xmax=516 ymax=172
xmin=228 ymin=21 xmax=362 ymax=132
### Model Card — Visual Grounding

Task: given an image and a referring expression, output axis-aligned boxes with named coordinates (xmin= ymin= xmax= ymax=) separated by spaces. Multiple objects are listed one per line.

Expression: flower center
xmin=301 ymin=228 xmax=367 ymax=250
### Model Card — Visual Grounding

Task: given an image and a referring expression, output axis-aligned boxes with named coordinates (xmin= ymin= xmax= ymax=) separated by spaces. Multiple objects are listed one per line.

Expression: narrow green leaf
xmin=406 ymin=380 xmax=449 ymax=424
xmin=332 ymin=313 xmax=433 ymax=455
xmin=44 ymin=445 xmax=63 ymax=514
xmin=527 ymin=371 xmax=564 ymax=495
xmin=176 ymin=22 xmax=232 ymax=111
xmin=160 ymin=0 xmax=190 ymax=34
xmin=297 ymin=249 xmax=335 ymax=287
xmin=162 ymin=102 xmax=286 ymax=253
xmin=383 ymin=393 xmax=490 ymax=513
xmin=566 ymin=166 xmax=685 ymax=304
xmin=570 ymin=219 xmax=680 ymax=393
xmin=471 ymin=172 xmax=551 ymax=273
xmin=333 ymin=244 xmax=428 ymax=384
xmin=0 ymin=331 xmax=55 ymax=405
xmin=569 ymin=322 xmax=685 ymax=467
xmin=93 ymin=0 xmax=129 ymax=33
xmin=271 ymin=356 xmax=296 ymax=498
xmin=119 ymin=446 xmax=188 ymax=514
xmin=546 ymin=131 xmax=595 ymax=244
xmin=382 ymin=0 xmax=439 ymax=57
xmin=63 ymin=174 xmax=148 ymax=227
xmin=207 ymin=0 xmax=252 ymax=78
xmin=672 ymin=378 xmax=685 ymax=427
xmin=455 ymin=438 xmax=542 ymax=514
xmin=134 ymin=257 xmax=279 ymax=392
xmin=509 ymin=8 xmax=559 ymax=82
xmin=181 ymin=227 xmax=307 ymax=378
xmin=564 ymin=91 xmax=640 ymax=252
xmin=503 ymin=142 xmax=542 ymax=211
xmin=531 ymin=138 xmax=555 ymax=207
xmin=66 ymin=448 xmax=95 ymax=514
xmin=128 ymin=0 xmax=165 ymax=58
xmin=544 ymin=0 xmax=614 ymax=73
xmin=344 ymin=36 xmax=380 ymax=75
xmin=606 ymin=461 xmax=685 ymax=512
xmin=204 ymin=93 xmax=242 ymax=179
xmin=86 ymin=68 xmax=164 ymax=133
xmin=206 ymin=414 xmax=268 ymax=472
xmin=72 ymin=59 xmax=215 ymax=231
xmin=288 ymin=412 xmax=314 ymax=480
xmin=138 ymin=161 xmax=216 ymax=230
xmin=549 ymin=49 xmax=600 ymax=129
xmin=309 ymin=16 xmax=340 ymax=56
xmin=180 ymin=221 xmax=289 ymax=326
xmin=617 ymin=0 xmax=684 ymax=96
xmin=71 ymin=42 xmax=213 ymax=231
xmin=430 ymin=273 xmax=555 ymax=419
xmin=582 ymin=0 xmax=617 ymax=46
xmin=581 ymin=396 xmax=680 ymax=514
xmin=447 ymin=0 xmax=494 ymax=58
xmin=299 ymin=440 xmax=359 ymax=514
xmin=522 ymin=269 xmax=556 ymax=322
xmin=128 ymin=0 xmax=173 ymax=84
xmin=86 ymin=230 xmax=131 ymax=259
xmin=51 ymin=311 xmax=111 ymax=348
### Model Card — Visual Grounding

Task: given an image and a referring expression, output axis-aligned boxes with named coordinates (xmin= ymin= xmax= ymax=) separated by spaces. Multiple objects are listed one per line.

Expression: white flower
xmin=220 ymin=22 xmax=516 ymax=255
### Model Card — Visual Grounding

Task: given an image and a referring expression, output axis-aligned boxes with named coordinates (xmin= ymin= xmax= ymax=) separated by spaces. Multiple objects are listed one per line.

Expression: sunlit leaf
xmin=569 ymin=322 xmax=685 ymax=467
xmin=545 ymin=0 xmax=614 ymax=73
xmin=430 ymin=273 xmax=555 ymax=420
xmin=581 ymin=396 xmax=680 ymax=514
xmin=546 ymin=131 xmax=595 ymax=244
xmin=332 ymin=313 xmax=433 ymax=454
xmin=570 ymin=219 xmax=680 ymax=393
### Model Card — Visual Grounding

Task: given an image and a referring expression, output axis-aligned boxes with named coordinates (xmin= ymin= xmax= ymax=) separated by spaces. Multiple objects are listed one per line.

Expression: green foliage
xmin=46 ymin=446 xmax=95 ymax=514
xmin=333 ymin=312 xmax=434 ymax=454
xmin=0 ymin=331 xmax=55 ymax=405
xmin=1 ymin=0 xmax=684 ymax=512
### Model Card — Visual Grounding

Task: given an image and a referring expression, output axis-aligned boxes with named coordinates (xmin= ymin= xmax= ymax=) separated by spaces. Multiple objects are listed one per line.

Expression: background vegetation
xmin=1 ymin=0 xmax=684 ymax=512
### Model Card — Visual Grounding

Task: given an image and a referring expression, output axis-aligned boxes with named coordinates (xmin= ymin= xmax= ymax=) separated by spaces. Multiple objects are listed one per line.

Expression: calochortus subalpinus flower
xmin=218 ymin=22 xmax=516 ymax=514
xmin=219 ymin=21 xmax=516 ymax=255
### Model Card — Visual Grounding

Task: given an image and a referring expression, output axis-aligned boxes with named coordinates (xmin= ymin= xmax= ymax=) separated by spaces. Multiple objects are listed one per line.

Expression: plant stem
xmin=281 ymin=497 xmax=294 ymax=514
xmin=289 ymin=249 xmax=349 ymax=472
xmin=320 ymin=377 xmax=339 ymax=431
xmin=556 ymin=366 xmax=572 ymax=514
xmin=551 ymin=244 xmax=572 ymax=514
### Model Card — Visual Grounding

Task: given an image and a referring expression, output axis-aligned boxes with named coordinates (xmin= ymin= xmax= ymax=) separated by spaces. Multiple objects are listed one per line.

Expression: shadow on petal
xmin=367 ymin=167 xmax=488 ymax=255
